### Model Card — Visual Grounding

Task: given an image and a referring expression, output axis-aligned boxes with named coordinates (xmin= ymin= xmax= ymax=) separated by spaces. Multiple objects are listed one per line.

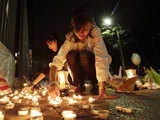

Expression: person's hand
xmin=70 ymin=85 xmax=77 ymax=91
xmin=46 ymin=40 xmax=58 ymax=52
xmin=48 ymin=84 xmax=60 ymax=99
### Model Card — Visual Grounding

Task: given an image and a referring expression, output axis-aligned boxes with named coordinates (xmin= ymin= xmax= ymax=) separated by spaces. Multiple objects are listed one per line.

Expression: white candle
xmin=68 ymin=98 xmax=77 ymax=105
xmin=73 ymin=94 xmax=82 ymax=100
xmin=5 ymin=102 xmax=15 ymax=109
xmin=88 ymin=97 xmax=95 ymax=103
xmin=125 ymin=69 xmax=136 ymax=79
xmin=30 ymin=110 xmax=42 ymax=117
xmin=48 ymin=96 xmax=62 ymax=106
xmin=58 ymin=71 xmax=66 ymax=89
xmin=61 ymin=110 xmax=76 ymax=120
xmin=18 ymin=107 xmax=29 ymax=116
xmin=0 ymin=96 xmax=10 ymax=104
xmin=18 ymin=110 xmax=28 ymax=116
xmin=0 ymin=111 xmax=4 ymax=120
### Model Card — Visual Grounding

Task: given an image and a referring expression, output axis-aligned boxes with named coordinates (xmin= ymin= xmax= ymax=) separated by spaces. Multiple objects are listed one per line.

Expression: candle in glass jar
xmin=61 ymin=110 xmax=76 ymax=120
xmin=88 ymin=97 xmax=95 ymax=103
xmin=0 ymin=111 xmax=4 ymax=120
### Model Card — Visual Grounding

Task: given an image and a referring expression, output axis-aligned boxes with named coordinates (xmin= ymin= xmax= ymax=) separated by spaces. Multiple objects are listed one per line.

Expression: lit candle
xmin=125 ymin=69 xmax=136 ymax=79
xmin=0 ymin=111 xmax=4 ymax=120
xmin=23 ymin=83 xmax=28 ymax=87
xmin=88 ymin=97 xmax=95 ymax=103
xmin=30 ymin=110 xmax=42 ymax=117
xmin=68 ymin=98 xmax=77 ymax=105
xmin=5 ymin=102 xmax=15 ymax=109
xmin=73 ymin=94 xmax=82 ymax=100
xmin=58 ymin=71 xmax=66 ymax=89
xmin=41 ymin=89 xmax=47 ymax=96
xmin=0 ymin=96 xmax=10 ymax=104
xmin=18 ymin=108 xmax=29 ymax=116
xmin=48 ymin=96 xmax=62 ymax=106
xmin=61 ymin=110 xmax=76 ymax=120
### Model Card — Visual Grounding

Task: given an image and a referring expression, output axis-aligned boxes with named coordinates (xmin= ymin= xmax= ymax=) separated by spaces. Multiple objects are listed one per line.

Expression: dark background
xmin=27 ymin=0 xmax=160 ymax=74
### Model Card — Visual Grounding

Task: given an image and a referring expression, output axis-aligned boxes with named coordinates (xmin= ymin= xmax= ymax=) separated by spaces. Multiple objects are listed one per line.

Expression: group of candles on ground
xmin=0 ymin=85 xmax=133 ymax=120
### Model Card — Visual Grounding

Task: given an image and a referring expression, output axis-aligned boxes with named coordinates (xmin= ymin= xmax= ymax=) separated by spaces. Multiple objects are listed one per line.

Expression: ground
xmin=1 ymin=88 xmax=160 ymax=120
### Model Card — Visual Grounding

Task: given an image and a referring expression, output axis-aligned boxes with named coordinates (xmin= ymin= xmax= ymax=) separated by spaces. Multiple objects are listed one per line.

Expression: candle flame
xmin=62 ymin=110 xmax=76 ymax=119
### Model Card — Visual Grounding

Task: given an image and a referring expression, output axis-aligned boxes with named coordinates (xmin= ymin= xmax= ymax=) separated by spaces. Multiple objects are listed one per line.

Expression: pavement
xmin=1 ymin=88 xmax=160 ymax=120
xmin=106 ymin=88 xmax=160 ymax=120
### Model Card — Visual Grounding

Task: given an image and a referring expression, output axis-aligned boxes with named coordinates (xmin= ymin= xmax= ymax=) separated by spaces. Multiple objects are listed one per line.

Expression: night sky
xmin=28 ymin=0 xmax=160 ymax=72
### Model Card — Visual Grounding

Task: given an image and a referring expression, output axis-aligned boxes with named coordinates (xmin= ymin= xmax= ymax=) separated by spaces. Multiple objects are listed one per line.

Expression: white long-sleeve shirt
xmin=52 ymin=25 xmax=112 ymax=82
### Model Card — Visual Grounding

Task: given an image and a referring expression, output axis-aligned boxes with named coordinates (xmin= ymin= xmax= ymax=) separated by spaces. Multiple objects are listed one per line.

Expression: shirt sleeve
xmin=52 ymin=33 xmax=72 ymax=70
xmin=92 ymin=26 xmax=112 ymax=83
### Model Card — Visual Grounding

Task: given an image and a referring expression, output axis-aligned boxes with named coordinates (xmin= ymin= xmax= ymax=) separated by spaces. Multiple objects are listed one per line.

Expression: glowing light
xmin=68 ymin=98 xmax=77 ymax=105
xmin=125 ymin=69 xmax=136 ymax=79
xmin=0 ymin=111 xmax=4 ymax=120
xmin=5 ymin=102 xmax=15 ymax=109
xmin=0 ymin=96 xmax=10 ymax=104
xmin=103 ymin=18 xmax=112 ymax=26
xmin=23 ymin=83 xmax=28 ymax=87
xmin=58 ymin=71 xmax=66 ymax=89
xmin=73 ymin=94 xmax=82 ymax=100
xmin=88 ymin=97 xmax=95 ymax=103
xmin=48 ymin=96 xmax=62 ymax=106
xmin=61 ymin=110 xmax=77 ymax=119
xmin=30 ymin=110 xmax=42 ymax=117
xmin=18 ymin=108 xmax=29 ymax=116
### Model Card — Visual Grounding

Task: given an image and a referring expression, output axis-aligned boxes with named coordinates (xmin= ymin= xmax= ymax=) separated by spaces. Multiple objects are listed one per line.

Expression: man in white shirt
xmin=49 ymin=8 xmax=118 ymax=99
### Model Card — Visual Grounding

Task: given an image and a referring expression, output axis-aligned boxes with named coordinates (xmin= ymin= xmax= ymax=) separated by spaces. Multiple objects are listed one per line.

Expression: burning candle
xmin=30 ymin=110 xmax=42 ymax=117
xmin=48 ymin=96 xmax=62 ymax=106
xmin=30 ymin=107 xmax=43 ymax=120
xmin=68 ymin=98 xmax=77 ymax=105
xmin=88 ymin=97 xmax=95 ymax=103
xmin=5 ymin=102 xmax=15 ymax=109
xmin=23 ymin=83 xmax=28 ymax=87
xmin=41 ymin=89 xmax=47 ymax=96
xmin=125 ymin=69 xmax=136 ymax=79
xmin=18 ymin=108 xmax=29 ymax=116
xmin=58 ymin=71 xmax=66 ymax=89
xmin=73 ymin=94 xmax=82 ymax=100
xmin=0 ymin=111 xmax=4 ymax=120
xmin=0 ymin=96 xmax=10 ymax=104
xmin=61 ymin=110 xmax=76 ymax=120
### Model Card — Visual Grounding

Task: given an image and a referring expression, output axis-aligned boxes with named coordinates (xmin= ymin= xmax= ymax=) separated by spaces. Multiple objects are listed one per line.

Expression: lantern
xmin=61 ymin=110 xmax=77 ymax=120
xmin=57 ymin=71 xmax=69 ymax=90
xmin=125 ymin=69 xmax=136 ymax=79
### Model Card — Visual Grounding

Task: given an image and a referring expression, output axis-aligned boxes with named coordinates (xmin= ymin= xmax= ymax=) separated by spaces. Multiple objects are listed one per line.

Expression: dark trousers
xmin=67 ymin=50 xmax=98 ymax=94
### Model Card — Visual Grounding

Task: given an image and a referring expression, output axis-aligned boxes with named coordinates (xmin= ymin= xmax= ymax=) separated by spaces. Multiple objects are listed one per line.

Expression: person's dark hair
xmin=47 ymin=33 xmax=58 ymax=42
xmin=71 ymin=8 xmax=94 ymax=31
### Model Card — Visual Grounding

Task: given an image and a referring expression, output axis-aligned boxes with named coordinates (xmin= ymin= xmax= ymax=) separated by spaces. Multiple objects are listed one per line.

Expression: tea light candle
xmin=61 ymin=110 xmax=76 ymax=120
xmin=68 ymin=98 xmax=77 ymax=105
xmin=58 ymin=71 xmax=67 ymax=89
xmin=48 ymin=96 xmax=62 ymax=106
xmin=30 ymin=110 xmax=42 ymax=117
xmin=125 ymin=69 xmax=136 ymax=79
xmin=82 ymin=104 xmax=90 ymax=109
xmin=0 ymin=111 xmax=4 ymax=120
xmin=73 ymin=94 xmax=82 ymax=100
xmin=5 ymin=102 xmax=15 ymax=109
xmin=18 ymin=109 xmax=29 ymax=116
xmin=41 ymin=89 xmax=47 ymax=96
xmin=88 ymin=97 xmax=95 ymax=103
xmin=0 ymin=96 xmax=10 ymax=104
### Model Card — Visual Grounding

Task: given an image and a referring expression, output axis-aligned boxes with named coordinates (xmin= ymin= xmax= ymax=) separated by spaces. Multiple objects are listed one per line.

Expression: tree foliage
xmin=101 ymin=24 xmax=129 ymax=49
